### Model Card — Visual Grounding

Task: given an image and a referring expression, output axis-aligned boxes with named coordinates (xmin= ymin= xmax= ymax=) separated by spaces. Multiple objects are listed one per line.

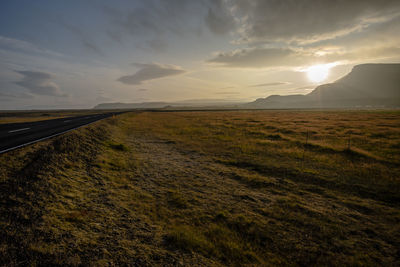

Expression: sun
xmin=306 ymin=64 xmax=330 ymax=83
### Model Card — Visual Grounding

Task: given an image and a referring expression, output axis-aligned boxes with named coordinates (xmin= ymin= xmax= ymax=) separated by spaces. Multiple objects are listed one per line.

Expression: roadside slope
xmin=0 ymin=113 xmax=217 ymax=266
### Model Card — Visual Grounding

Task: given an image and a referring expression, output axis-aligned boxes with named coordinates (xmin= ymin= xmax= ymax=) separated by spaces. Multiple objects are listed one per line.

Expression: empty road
xmin=0 ymin=112 xmax=124 ymax=154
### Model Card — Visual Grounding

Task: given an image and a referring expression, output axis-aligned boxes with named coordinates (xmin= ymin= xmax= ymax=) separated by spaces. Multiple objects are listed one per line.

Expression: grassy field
xmin=1 ymin=110 xmax=399 ymax=266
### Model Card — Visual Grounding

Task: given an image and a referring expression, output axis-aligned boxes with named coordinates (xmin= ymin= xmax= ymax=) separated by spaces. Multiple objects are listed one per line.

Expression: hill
xmin=94 ymin=102 xmax=169 ymax=109
xmin=246 ymin=64 xmax=400 ymax=108
xmin=93 ymin=99 xmax=245 ymax=110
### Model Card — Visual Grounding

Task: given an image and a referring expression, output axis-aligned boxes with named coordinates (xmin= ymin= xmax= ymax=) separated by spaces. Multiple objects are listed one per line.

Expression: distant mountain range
xmin=245 ymin=63 xmax=400 ymax=108
xmin=94 ymin=102 xmax=169 ymax=109
xmin=93 ymin=99 xmax=243 ymax=110
xmin=94 ymin=64 xmax=400 ymax=110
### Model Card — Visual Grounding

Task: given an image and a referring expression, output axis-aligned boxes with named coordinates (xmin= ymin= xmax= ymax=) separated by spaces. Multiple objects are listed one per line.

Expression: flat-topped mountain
xmin=246 ymin=64 xmax=400 ymax=108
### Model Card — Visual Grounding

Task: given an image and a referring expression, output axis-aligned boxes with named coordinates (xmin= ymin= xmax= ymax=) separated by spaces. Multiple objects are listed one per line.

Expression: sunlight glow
xmin=306 ymin=64 xmax=331 ymax=83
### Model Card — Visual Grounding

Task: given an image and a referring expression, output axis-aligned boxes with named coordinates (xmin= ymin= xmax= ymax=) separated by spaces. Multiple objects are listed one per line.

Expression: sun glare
xmin=307 ymin=64 xmax=330 ymax=83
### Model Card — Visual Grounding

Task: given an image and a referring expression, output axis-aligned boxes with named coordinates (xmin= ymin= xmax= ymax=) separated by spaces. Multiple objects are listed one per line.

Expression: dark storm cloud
xmin=14 ymin=71 xmax=66 ymax=96
xmin=117 ymin=63 xmax=186 ymax=85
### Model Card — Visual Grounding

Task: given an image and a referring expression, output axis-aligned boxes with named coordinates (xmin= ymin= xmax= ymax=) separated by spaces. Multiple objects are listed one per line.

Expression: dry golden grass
xmin=0 ymin=110 xmax=399 ymax=266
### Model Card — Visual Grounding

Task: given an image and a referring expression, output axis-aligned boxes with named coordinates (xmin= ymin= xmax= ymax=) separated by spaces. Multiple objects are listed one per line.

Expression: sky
xmin=0 ymin=0 xmax=400 ymax=109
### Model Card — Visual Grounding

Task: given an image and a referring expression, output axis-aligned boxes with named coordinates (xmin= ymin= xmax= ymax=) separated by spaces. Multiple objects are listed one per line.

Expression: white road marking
xmin=8 ymin=127 xmax=30 ymax=133
xmin=8 ymin=128 xmax=30 ymax=133
xmin=63 ymin=120 xmax=71 ymax=123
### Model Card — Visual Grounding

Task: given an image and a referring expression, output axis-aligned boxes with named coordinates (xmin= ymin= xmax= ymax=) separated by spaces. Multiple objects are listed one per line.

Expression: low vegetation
xmin=0 ymin=110 xmax=399 ymax=266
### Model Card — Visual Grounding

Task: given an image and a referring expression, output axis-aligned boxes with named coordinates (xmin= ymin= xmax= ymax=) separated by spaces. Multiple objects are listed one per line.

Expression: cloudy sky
xmin=1 ymin=0 xmax=399 ymax=109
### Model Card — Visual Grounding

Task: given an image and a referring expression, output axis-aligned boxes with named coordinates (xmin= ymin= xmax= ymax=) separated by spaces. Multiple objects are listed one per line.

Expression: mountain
xmin=94 ymin=102 xmax=169 ymax=109
xmin=246 ymin=63 xmax=400 ymax=108
xmin=93 ymin=99 xmax=245 ymax=110
xmin=95 ymin=64 xmax=400 ymax=110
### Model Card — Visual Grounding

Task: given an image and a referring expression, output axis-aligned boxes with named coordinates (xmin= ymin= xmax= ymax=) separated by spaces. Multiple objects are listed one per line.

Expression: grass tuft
xmin=108 ymin=142 xmax=128 ymax=151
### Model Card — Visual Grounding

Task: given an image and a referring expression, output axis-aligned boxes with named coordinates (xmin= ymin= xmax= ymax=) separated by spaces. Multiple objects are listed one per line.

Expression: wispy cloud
xmin=221 ymin=0 xmax=400 ymax=44
xmin=295 ymin=85 xmax=315 ymax=90
xmin=0 ymin=36 xmax=64 ymax=58
xmin=205 ymin=0 xmax=236 ymax=35
xmin=14 ymin=71 xmax=66 ymax=96
xmin=250 ymin=82 xmax=290 ymax=87
xmin=96 ymin=95 xmax=112 ymax=102
xmin=103 ymin=1 xmax=207 ymax=52
xmin=207 ymin=1 xmax=400 ymax=69
xmin=208 ymin=47 xmax=307 ymax=68
xmin=118 ymin=63 xmax=186 ymax=85
xmin=208 ymin=45 xmax=400 ymax=68
xmin=62 ymin=23 xmax=103 ymax=56
xmin=0 ymin=91 xmax=34 ymax=100
xmin=215 ymin=91 xmax=240 ymax=95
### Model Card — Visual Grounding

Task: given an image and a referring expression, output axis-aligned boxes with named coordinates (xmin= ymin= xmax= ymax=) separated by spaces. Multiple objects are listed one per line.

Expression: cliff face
xmin=246 ymin=64 xmax=400 ymax=108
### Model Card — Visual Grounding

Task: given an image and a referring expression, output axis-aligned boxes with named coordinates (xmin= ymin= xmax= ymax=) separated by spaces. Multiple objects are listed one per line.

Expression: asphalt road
xmin=0 ymin=112 xmax=125 ymax=154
